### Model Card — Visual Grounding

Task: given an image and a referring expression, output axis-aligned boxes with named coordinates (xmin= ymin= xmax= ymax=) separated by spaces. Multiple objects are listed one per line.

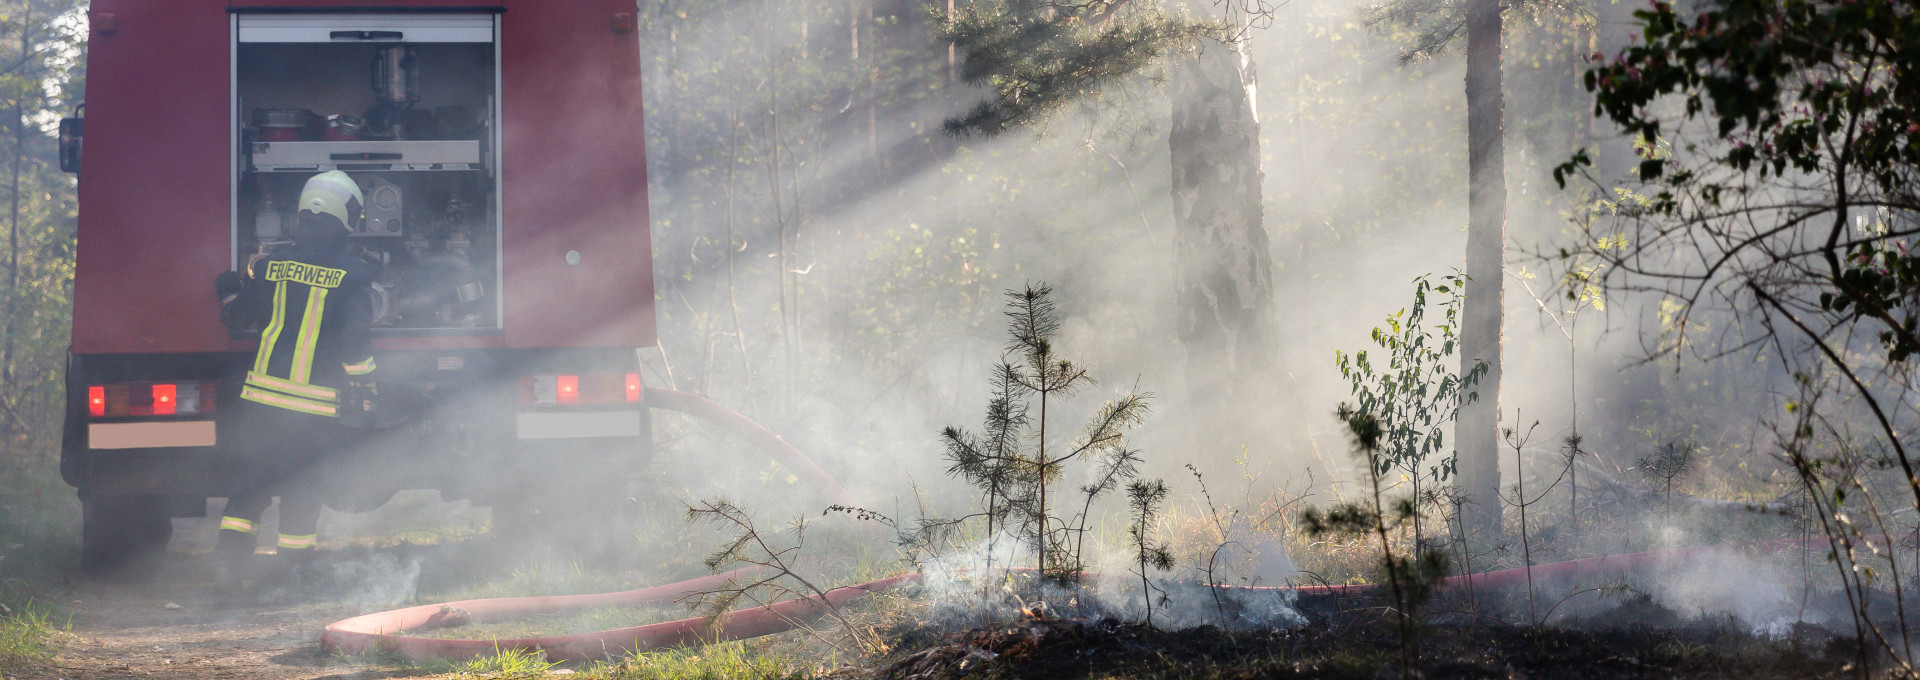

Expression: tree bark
xmin=1168 ymin=38 xmax=1279 ymax=450
xmin=1458 ymin=0 xmax=1506 ymax=538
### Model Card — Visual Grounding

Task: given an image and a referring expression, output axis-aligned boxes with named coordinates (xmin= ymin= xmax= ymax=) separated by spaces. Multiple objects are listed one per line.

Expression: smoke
xmin=1641 ymin=548 xmax=1830 ymax=638
xmin=906 ymin=533 xmax=1307 ymax=632
xmin=323 ymin=552 xmax=422 ymax=607
xmin=154 ymin=0 xmax=1818 ymax=647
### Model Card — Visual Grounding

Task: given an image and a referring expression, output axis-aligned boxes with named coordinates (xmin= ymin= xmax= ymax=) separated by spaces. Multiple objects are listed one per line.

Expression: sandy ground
xmin=18 ymin=500 xmax=495 ymax=680
xmin=19 ymin=547 xmax=411 ymax=680
xmin=33 ymin=578 xmax=392 ymax=680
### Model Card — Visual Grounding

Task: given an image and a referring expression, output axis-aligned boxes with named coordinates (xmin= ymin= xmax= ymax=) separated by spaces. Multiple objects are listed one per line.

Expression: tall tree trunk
xmin=1168 ymin=38 xmax=1279 ymax=451
xmin=1458 ymin=0 xmax=1506 ymax=539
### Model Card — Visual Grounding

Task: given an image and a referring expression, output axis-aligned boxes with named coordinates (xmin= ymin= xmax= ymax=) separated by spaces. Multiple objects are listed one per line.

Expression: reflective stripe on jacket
xmin=221 ymin=244 xmax=374 ymax=417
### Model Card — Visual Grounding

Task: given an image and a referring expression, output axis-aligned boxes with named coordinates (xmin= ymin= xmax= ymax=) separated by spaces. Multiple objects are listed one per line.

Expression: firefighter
xmin=211 ymin=170 xmax=377 ymax=587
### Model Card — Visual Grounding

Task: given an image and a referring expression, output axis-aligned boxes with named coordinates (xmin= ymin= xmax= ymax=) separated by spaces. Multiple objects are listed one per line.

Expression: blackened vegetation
xmin=843 ymin=593 xmax=1859 ymax=680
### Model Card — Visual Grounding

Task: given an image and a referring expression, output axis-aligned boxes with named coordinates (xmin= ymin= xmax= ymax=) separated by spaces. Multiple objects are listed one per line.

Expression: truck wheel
xmin=81 ymin=494 xmax=173 ymax=578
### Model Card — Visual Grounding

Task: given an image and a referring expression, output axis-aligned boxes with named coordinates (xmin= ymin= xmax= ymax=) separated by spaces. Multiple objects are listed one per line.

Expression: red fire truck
xmin=61 ymin=1 xmax=656 ymax=573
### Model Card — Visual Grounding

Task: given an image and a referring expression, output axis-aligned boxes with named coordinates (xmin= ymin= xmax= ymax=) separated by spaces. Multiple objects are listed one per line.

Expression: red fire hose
xmin=641 ymin=387 xmax=855 ymax=507
xmin=319 ymin=389 xmax=1834 ymax=662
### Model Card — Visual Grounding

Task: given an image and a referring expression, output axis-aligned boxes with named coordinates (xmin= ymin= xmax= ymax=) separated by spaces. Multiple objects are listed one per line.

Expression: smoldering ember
xmin=5 ymin=0 xmax=1920 ymax=679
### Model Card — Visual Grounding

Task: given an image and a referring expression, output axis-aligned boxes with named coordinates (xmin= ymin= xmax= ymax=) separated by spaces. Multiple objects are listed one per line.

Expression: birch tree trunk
xmin=1458 ymin=0 xmax=1506 ymax=538
xmin=1168 ymin=38 xmax=1279 ymax=449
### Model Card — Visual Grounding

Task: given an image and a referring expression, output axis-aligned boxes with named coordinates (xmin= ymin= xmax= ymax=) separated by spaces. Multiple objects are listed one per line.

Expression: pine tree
xmin=943 ymin=284 xmax=1151 ymax=587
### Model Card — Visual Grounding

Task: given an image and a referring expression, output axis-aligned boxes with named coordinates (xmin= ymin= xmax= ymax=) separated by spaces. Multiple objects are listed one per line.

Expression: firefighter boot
xmin=261 ymin=541 xmax=322 ymax=602
xmin=212 ymin=523 xmax=257 ymax=591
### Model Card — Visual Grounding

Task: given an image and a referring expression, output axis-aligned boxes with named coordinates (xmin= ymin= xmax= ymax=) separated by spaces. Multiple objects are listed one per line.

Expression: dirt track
xmin=17 ymin=516 xmax=462 ymax=680
xmin=30 ymin=577 xmax=387 ymax=680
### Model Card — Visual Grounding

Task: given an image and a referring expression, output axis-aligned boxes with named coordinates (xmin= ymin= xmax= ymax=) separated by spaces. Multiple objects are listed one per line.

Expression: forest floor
xmin=8 ymin=554 xmax=399 ymax=680
xmin=0 ymin=471 xmax=1880 ymax=679
xmin=3 ymin=549 xmax=1883 ymax=680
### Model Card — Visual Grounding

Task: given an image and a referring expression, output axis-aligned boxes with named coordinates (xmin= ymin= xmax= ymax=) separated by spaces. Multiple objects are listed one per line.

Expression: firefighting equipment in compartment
xmin=296 ymin=170 xmax=364 ymax=236
xmin=359 ymin=175 xmax=403 ymax=236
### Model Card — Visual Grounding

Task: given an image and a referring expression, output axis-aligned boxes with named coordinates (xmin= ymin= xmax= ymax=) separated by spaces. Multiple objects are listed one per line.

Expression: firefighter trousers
xmin=217 ymin=402 xmax=339 ymax=557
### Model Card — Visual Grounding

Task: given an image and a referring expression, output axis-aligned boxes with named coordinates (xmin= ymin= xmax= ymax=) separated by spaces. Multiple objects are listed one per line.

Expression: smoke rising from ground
xmin=201 ymin=0 xmax=1837 ymax=638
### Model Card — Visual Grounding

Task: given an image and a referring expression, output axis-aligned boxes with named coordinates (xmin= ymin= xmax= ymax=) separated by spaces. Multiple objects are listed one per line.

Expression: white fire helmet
xmin=297 ymin=170 xmax=364 ymax=231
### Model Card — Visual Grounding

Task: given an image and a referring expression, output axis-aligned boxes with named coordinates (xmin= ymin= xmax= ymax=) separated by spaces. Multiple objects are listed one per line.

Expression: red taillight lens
xmin=150 ymin=384 xmax=177 ymax=415
xmin=522 ymin=373 xmax=639 ymax=406
xmin=89 ymin=381 xmax=215 ymax=418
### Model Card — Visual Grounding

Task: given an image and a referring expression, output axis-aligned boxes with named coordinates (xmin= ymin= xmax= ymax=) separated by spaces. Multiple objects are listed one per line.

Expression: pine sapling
xmin=1636 ymin=441 xmax=1699 ymax=523
xmin=1303 ymin=406 xmax=1450 ymax=680
xmin=1126 ymin=478 xmax=1173 ymax=627
xmin=941 ymin=283 xmax=1152 ymax=593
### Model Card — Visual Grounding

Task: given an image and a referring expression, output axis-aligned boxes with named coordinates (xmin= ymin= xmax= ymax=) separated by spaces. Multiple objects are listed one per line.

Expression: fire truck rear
xmin=61 ymin=1 xmax=656 ymax=573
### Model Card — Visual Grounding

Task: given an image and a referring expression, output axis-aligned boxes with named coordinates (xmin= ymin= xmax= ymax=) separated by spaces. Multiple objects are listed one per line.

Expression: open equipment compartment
xmin=232 ymin=12 xmax=502 ymax=332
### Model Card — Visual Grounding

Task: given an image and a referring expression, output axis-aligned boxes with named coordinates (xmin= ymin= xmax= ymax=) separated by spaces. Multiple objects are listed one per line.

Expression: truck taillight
xmin=89 ymin=381 xmax=216 ymax=418
xmin=151 ymin=384 xmax=177 ymax=415
xmin=521 ymin=373 xmax=643 ymax=406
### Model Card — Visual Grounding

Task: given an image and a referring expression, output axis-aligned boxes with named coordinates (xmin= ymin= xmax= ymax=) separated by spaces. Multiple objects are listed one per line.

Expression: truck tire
xmin=81 ymin=493 xmax=173 ymax=578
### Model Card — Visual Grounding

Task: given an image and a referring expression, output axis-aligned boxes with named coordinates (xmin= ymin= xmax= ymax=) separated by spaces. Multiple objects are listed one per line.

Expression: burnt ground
xmin=839 ymin=592 xmax=1875 ymax=680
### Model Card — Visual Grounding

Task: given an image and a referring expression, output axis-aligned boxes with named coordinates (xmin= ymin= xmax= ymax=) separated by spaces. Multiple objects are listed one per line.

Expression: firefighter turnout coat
xmin=221 ymin=244 xmax=376 ymax=418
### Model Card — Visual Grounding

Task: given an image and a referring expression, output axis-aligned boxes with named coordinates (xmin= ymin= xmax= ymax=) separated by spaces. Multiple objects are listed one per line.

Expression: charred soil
xmin=843 ymin=595 xmax=1867 ymax=680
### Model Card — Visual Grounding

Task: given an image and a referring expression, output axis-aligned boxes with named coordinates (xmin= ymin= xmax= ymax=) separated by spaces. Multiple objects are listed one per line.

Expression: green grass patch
xmin=428 ymin=646 xmax=559 ymax=678
xmin=0 ymin=600 xmax=65 ymax=672
xmin=581 ymin=641 xmax=813 ymax=680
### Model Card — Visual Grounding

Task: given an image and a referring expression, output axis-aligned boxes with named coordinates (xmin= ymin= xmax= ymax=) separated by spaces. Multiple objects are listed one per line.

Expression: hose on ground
xmin=320 ymin=388 xmax=1835 ymax=662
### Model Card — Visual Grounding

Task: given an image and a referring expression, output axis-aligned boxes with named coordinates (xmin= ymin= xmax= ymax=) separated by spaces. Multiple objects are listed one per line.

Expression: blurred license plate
xmin=515 ymin=411 xmax=643 ymax=440
xmin=89 ymin=421 xmax=217 ymax=449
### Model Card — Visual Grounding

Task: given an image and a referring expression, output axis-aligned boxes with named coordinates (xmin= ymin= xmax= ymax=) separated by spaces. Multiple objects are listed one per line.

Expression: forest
xmin=2 ymin=0 xmax=1918 ymax=678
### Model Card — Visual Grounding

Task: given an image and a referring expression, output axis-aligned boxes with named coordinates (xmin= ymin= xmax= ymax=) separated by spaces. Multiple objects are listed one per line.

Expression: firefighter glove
xmin=215 ymin=271 xmax=245 ymax=299
xmin=343 ymin=377 xmax=378 ymax=420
